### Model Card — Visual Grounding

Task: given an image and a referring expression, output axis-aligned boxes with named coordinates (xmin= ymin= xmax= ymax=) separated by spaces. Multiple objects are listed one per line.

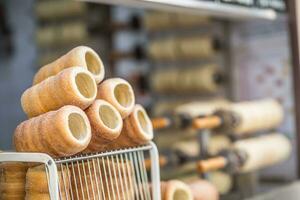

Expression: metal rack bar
xmin=80 ymin=0 xmax=277 ymax=20
xmin=149 ymin=142 xmax=161 ymax=200
xmin=55 ymin=144 xmax=152 ymax=164
xmin=0 ymin=152 xmax=60 ymax=200
xmin=0 ymin=143 xmax=161 ymax=200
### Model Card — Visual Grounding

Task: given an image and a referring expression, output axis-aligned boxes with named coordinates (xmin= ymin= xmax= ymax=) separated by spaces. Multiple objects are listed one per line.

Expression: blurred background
xmin=1 ymin=0 xmax=300 ymax=199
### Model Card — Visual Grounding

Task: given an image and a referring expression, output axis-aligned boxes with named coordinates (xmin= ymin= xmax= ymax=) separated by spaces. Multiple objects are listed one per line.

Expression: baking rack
xmin=0 ymin=142 xmax=161 ymax=200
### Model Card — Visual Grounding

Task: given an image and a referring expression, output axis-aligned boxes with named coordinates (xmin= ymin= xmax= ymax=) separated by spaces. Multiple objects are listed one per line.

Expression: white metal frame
xmin=0 ymin=152 xmax=60 ymax=200
xmin=0 ymin=142 xmax=161 ymax=200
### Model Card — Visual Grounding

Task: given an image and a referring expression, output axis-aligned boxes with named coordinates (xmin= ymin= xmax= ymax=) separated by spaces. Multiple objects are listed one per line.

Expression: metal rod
xmin=65 ymin=163 xmax=75 ymax=200
xmin=91 ymin=158 xmax=101 ymax=200
xmin=129 ymin=152 xmax=141 ymax=200
xmin=56 ymin=145 xmax=152 ymax=164
xmin=96 ymin=157 xmax=107 ymax=200
xmin=149 ymin=142 xmax=161 ymax=200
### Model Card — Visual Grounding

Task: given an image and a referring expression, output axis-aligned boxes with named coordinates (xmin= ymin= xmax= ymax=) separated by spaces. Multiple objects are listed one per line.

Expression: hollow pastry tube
xmin=33 ymin=46 xmax=104 ymax=84
xmin=22 ymin=67 xmax=97 ymax=118
xmin=14 ymin=105 xmax=91 ymax=157
xmin=97 ymin=78 xmax=135 ymax=119
xmin=161 ymin=180 xmax=193 ymax=200
xmin=105 ymin=104 xmax=153 ymax=150
xmin=188 ymin=180 xmax=219 ymax=200
xmin=25 ymin=165 xmax=70 ymax=200
xmin=83 ymin=99 xmax=123 ymax=153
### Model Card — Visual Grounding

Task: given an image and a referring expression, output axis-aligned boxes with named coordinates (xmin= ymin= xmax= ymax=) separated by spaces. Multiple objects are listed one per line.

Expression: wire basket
xmin=0 ymin=142 xmax=161 ymax=200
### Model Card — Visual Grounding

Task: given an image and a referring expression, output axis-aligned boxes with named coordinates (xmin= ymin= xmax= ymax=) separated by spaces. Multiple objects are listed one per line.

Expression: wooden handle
xmin=197 ymin=156 xmax=227 ymax=173
xmin=109 ymin=51 xmax=134 ymax=61
xmin=151 ymin=117 xmax=172 ymax=130
xmin=192 ymin=116 xmax=222 ymax=130
xmin=145 ymin=155 xmax=168 ymax=170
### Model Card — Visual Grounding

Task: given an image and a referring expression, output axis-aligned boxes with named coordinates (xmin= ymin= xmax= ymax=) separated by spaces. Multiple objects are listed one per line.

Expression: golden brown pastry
xmin=33 ymin=46 xmax=104 ymax=84
xmin=0 ymin=163 xmax=28 ymax=181
xmin=161 ymin=180 xmax=193 ymax=200
xmin=151 ymin=65 xmax=222 ymax=94
xmin=25 ymin=193 xmax=50 ymax=200
xmin=0 ymin=182 xmax=26 ymax=194
xmin=208 ymin=172 xmax=232 ymax=195
xmin=25 ymin=191 xmax=69 ymax=200
xmin=84 ymin=99 xmax=123 ymax=153
xmin=0 ymin=193 xmax=25 ymax=200
xmin=36 ymin=1 xmax=86 ymax=20
xmin=105 ymin=104 xmax=153 ymax=150
xmin=148 ymin=36 xmax=216 ymax=61
xmin=25 ymin=165 xmax=70 ymax=200
xmin=22 ymin=67 xmax=97 ymax=118
xmin=36 ymin=22 xmax=88 ymax=48
xmin=14 ymin=105 xmax=92 ymax=157
xmin=229 ymin=99 xmax=283 ymax=135
xmin=26 ymin=165 xmax=70 ymax=193
xmin=188 ymin=180 xmax=219 ymax=200
xmin=144 ymin=11 xmax=210 ymax=31
xmin=97 ymin=78 xmax=135 ymax=119
xmin=233 ymin=133 xmax=291 ymax=173
xmin=0 ymin=163 xmax=28 ymax=200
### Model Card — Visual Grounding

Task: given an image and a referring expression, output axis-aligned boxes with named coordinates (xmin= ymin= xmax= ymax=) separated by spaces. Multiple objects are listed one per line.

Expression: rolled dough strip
xmin=144 ymin=11 xmax=210 ymax=31
xmin=14 ymin=105 xmax=91 ymax=157
xmin=0 ymin=171 xmax=26 ymax=182
xmin=0 ymin=162 xmax=28 ymax=172
xmin=151 ymin=65 xmax=223 ymax=94
xmin=36 ymin=22 xmax=88 ymax=48
xmin=175 ymin=99 xmax=229 ymax=118
xmin=33 ymin=46 xmax=104 ymax=84
xmin=161 ymin=180 xmax=193 ymax=200
xmin=22 ymin=67 xmax=97 ymax=117
xmin=84 ymin=100 xmax=123 ymax=153
xmin=179 ymin=36 xmax=216 ymax=59
xmin=188 ymin=179 xmax=219 ymax=200
xmin=26 ymin=165 xmax=70 ymax=194
xmin=230 ymin=99 xmax=283 ymax=134
xmin=0 ymin=182 xmax=26 ymax=193
xmin=97 ymin=78 xmax=135 ymax=119
xmin=0 ymin=193 xmax=25 ymax=200
xmin=25 ymin=192 xmax=69 ymax=200
xmin=234 ymin=133 xmax=291 ymax=173
xmin=207 ymin=172 xmax=232 ymax=195
xmin=106 ymin=104 xmax=153 ymax=150
xmin=148 ymin=36 xmax=216 ymax=61
xmin=0 ymin=162 xmax=28 ymax=200
xmin=197 ymin=133 xmax=291 ymax=174
xmin=172 ymin=134 xmax=231 ymax=157
xmin=36 ymin=1 xmax=86 ymax=20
